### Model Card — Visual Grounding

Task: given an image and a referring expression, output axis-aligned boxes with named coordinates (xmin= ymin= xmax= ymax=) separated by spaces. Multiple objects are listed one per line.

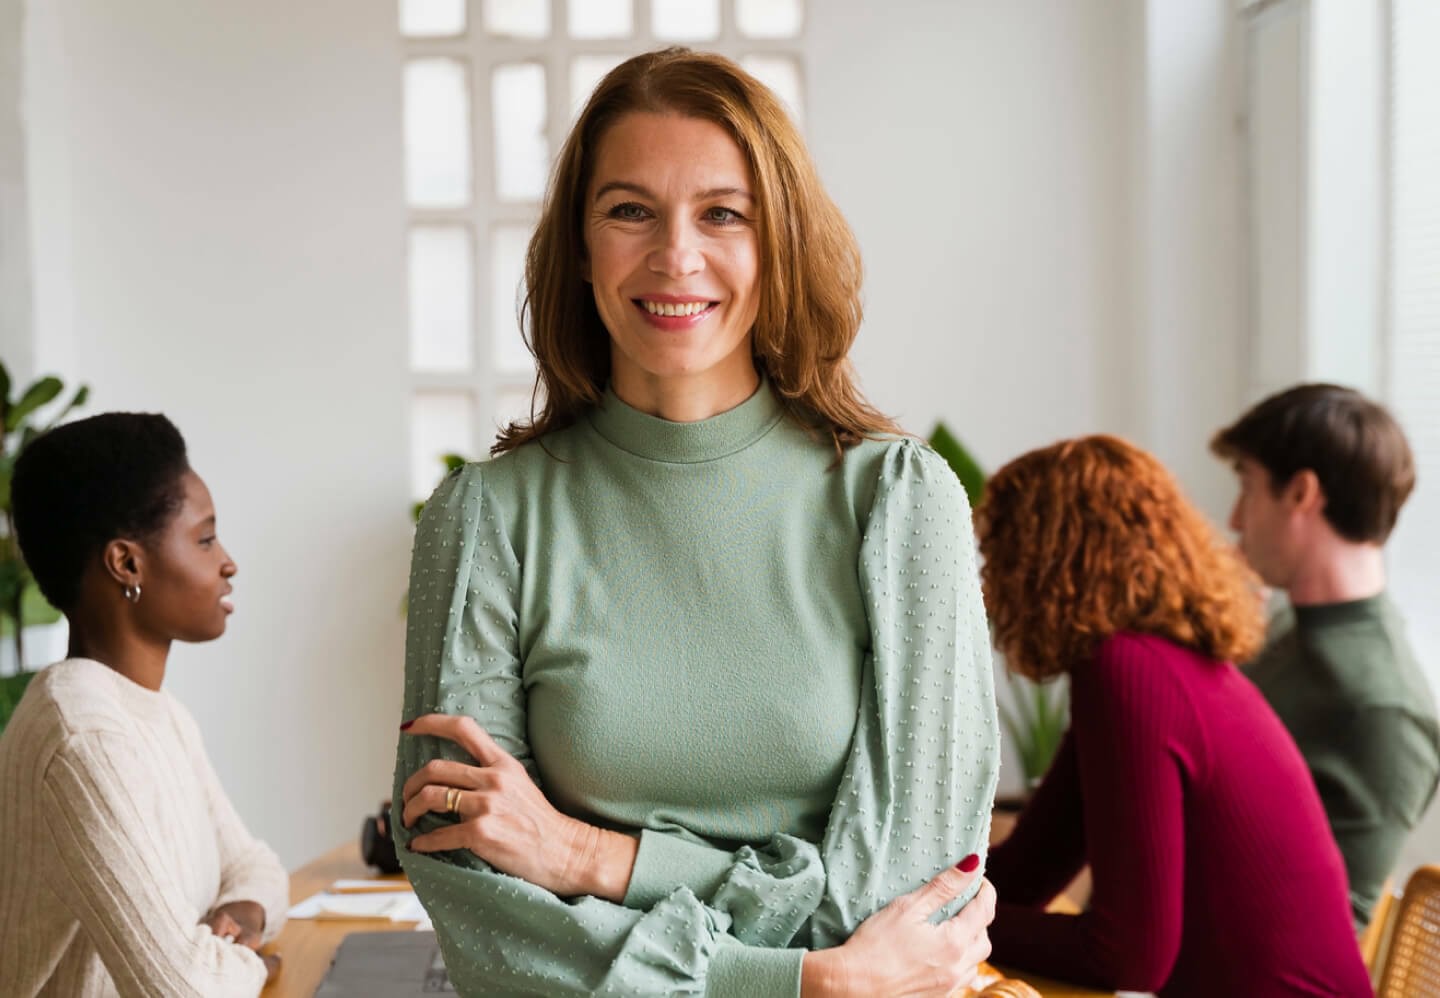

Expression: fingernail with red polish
xmin=956 ymin=854 xmax=980 ymax=873
xmin=399 ymin=719 xmax=415 ymax=731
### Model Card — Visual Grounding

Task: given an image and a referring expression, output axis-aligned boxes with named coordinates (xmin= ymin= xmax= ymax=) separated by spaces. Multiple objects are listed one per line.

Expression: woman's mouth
xmin=634 ymin=298 xmax=718 ymax=328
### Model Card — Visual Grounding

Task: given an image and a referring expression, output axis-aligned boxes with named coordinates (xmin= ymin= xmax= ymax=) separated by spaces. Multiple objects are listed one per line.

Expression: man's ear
xmin=101 ymin=539 xmax=144 ymax=588
xmin=1286 ymin=469 xmax=1326 ymax=515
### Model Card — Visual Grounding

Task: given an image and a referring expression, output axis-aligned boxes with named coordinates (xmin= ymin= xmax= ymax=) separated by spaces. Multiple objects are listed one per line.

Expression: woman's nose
xmin=648 ymin=221 xmax=704 ymax=278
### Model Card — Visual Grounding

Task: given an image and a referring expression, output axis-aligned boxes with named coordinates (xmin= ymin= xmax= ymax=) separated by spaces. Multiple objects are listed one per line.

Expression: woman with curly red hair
xmin=977 ymin=436 xmax=1370 ymax=997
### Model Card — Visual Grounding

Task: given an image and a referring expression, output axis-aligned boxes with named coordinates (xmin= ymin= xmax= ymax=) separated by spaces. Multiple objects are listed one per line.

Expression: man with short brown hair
xmin=1213 ymin=383 xmax=1439 ymax=928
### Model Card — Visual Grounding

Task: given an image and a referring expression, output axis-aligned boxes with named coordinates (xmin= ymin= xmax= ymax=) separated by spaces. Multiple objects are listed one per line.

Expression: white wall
xmin=814 ymin=0 xmax=1244 ymax=523
xmin=23 ymin=0 xmax=409 ymax=867
xmin=812 ymin=0 xmax=1129 ymax=485
xmin=1132 ymin=0 xmax=1246 ymax=520
xmin=0 ymin=0 xmax=32 ymax=378
xmin=810 ymin=0 xmax=1247 ymax=793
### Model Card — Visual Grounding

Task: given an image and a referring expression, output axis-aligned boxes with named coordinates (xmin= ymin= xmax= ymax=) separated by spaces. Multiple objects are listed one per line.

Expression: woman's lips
xmin=633 ymin=298 xmax=718 ymax=331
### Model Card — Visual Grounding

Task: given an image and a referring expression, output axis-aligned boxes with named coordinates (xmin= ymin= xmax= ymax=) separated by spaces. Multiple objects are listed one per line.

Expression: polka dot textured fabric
xmin=391 ymin=383 xmax=999 ymax=996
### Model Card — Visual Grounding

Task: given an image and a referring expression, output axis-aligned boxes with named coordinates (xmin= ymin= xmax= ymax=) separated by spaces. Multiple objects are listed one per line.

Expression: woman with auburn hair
xmin=977 ymin=436 xmax=1371 ymax=997
xmin=391 ymin=48 xmax=1000 ymax=997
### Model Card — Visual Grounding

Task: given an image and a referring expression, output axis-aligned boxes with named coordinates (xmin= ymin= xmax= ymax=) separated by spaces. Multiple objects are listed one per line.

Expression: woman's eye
xmin=200 ymin=536 xmax=216 ymax=547
xmin=607 ymin=202 xmax=649 ymax=221
xmin=705 ymin=206 xmax=744 ymax=225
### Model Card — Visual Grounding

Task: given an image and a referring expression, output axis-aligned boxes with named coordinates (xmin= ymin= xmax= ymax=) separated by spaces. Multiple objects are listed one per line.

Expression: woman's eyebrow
xmin=593 ymin=180 xmax=652 ymax=202
xmin=593 ymin=181 xmax=754 ymax=202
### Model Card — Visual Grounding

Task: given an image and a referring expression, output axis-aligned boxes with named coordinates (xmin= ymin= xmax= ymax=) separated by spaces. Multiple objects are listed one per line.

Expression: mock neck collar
xmin=1293 ymin=592 xmax=1392 ymax=627
xmin=587 ymin=378 xmax=784 ymax=464
xmin=67 ymin=657 xmax=172 ymax=716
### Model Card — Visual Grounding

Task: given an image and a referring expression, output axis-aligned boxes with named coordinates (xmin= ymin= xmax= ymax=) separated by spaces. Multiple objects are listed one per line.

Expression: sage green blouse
xmin=393 ymin=382 xmax=999 ymax=996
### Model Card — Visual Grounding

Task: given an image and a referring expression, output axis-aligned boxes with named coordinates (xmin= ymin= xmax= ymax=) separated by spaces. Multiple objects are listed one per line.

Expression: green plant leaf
xmin=999 ymin=668 xmax=1070 ymax=784
xmin=928 ymin=422 xmax=987 ymax=508
xmin=0 ymin=581 xmax=62 ymax=635
xmin=0 ymin=669 xmax=38 ymax=734
xmin=40 ymin=384 xmax=89 ymax=432
xmin=0 ymin=361 xmax=10 ymax=425
xmin=5 ymin=377 xmax=63 ymax=431
xmin=442 ymin=453 xmax=467 ymax=473
xmin=20 ymin=582 xmax=61 ymax=627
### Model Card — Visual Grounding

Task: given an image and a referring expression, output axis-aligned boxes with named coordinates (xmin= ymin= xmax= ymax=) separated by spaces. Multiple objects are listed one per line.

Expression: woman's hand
xmin=400 ymin=713 xmax=638 ymax=901
xmin=802 ymin=858 xmax=996 ymax=998
xmin=203 ymin=900 xmax=265 ymax=950
xmin=204 ymin=902 xmax=280 ymax=982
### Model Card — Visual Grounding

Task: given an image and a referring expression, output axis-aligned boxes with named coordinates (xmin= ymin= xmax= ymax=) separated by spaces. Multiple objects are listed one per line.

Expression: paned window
xmin=400 ymin=0 xmax=807 ymax=497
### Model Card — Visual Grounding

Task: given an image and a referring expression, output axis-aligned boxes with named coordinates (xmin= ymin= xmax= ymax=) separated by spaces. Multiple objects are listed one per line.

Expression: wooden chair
xmin=1372 ymin=865 xmax=1440 ymax=996
xmin=1360 ymin=879 xmax=1396 ymax=972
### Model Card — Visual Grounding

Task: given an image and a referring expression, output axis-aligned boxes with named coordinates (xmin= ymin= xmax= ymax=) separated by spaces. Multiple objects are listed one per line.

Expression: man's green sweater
xmin=393 ymin=382 xmax=1000 ymax=996
xmin=1247 ymin=595 xmax=1440 ymax=927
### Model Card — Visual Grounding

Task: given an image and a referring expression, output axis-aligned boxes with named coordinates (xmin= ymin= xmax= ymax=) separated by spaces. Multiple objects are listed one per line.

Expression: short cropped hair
xmin=977 ymin=435 xmax=1265 ymax=681
xmin=1210 ymin=384 xmax=1415 ymax=544
xmin=11 ymin=413 xmax=190 ymax=612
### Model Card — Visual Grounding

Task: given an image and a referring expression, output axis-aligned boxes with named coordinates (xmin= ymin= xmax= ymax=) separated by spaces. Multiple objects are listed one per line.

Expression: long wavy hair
xmin=493 ymin=47 xmax=900 ymax=456
xmin=975 ymin=435 xmax=1265 ymax=681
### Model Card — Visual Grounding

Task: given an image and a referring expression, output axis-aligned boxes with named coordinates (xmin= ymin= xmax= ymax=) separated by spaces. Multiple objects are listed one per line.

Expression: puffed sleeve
xmin=393 ymin=465 xmax=811 ymax=997
xmin=807 ymin=438 xmax=1000 ymax=941
xmin=617 ymin=439 xmax=1002 ymax=945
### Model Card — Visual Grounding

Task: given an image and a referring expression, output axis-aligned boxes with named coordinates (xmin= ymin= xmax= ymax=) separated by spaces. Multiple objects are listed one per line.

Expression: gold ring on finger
xmin=444 ymin=787 xmax=462 ymax=814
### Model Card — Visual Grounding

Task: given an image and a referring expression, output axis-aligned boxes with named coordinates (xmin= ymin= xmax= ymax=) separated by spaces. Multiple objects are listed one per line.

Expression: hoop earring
xmin=122 ymin=584 xmax=142 ymax=605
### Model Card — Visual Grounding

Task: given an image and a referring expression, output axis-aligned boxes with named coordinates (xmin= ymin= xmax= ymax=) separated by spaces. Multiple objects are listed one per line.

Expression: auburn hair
xmin=976 ymin=435 xmax=1265 ymax=681
xmin=493 ymin=47 xmax=900 ymax=456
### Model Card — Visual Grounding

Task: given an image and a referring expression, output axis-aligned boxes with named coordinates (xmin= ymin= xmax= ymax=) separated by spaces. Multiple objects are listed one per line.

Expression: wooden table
xmin=259 ymin=842 xmax=416 ymax=997
xmin=262 ymin=841 xmax=1113 ymax=998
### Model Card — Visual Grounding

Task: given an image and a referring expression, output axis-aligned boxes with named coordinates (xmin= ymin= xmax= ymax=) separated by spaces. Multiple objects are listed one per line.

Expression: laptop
xmin=315 ymin=930 xmax=453 ymax=995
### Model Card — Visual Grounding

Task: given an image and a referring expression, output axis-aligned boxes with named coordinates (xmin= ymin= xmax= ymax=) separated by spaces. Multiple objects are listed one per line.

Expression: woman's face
xmin=134 ymin=470 xmax=237 ymax=643
xmin=583 ymin=112 xmax=761 ymax=403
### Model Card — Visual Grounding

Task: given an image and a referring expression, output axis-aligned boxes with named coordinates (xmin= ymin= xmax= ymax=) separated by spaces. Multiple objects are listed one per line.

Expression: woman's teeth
xmin=642 ymin=300 xmax=710 ymax=317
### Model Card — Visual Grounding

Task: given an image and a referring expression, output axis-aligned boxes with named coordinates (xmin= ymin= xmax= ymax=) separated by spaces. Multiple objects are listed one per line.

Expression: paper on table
xmin=330 ymin=878 xmax=412 ymax=894
xmin=288 ymin=889 xmax=428 ymax=922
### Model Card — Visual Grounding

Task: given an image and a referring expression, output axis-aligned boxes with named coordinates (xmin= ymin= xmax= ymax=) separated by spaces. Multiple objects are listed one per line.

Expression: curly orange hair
xmin=975 ymin=435 xmax=1265 ymax=681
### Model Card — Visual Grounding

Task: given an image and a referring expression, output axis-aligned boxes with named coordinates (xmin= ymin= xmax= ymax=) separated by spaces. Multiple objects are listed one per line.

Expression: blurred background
xmin=1 ymin=0 xmax=1435 ymax=878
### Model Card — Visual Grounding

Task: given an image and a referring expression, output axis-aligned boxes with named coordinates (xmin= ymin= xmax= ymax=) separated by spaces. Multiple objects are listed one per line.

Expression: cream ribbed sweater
xmin=0 ymin=658 xmax=289 ymax=997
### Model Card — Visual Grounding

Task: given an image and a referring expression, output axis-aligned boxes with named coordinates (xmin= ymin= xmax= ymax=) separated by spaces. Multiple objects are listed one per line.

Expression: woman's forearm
xmin=577 ymin=826 xmax=639 ymax=903
xmin=800 ymin=949 xmax=851 ymax=998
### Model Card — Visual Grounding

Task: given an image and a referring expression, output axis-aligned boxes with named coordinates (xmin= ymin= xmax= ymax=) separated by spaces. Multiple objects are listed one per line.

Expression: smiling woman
xmin=0 ymin=412 xmax=288 ymax=997
xmin=393 ymin=48 xmax=1002 ymax=998
xmin=582 ymin=112 xmax=761 ymax=417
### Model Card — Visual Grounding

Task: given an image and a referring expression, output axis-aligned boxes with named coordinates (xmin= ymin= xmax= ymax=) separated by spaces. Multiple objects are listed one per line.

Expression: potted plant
xmin=996 ymin=666 xmax=1069 ymax=797
xmin=0 ymin=362 xmax=89 ymax=731
xmin=929 ymin=421 xmax=1069 ymax=806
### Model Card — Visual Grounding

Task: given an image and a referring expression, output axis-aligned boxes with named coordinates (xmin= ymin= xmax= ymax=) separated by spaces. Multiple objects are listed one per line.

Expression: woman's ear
xmin=101 ymin=539 xmax=144 ymax=588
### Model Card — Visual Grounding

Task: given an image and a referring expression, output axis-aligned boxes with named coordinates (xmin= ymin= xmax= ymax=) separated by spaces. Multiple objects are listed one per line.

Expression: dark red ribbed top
xmin=987 ymin=632 xmax=1372 ymax=997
